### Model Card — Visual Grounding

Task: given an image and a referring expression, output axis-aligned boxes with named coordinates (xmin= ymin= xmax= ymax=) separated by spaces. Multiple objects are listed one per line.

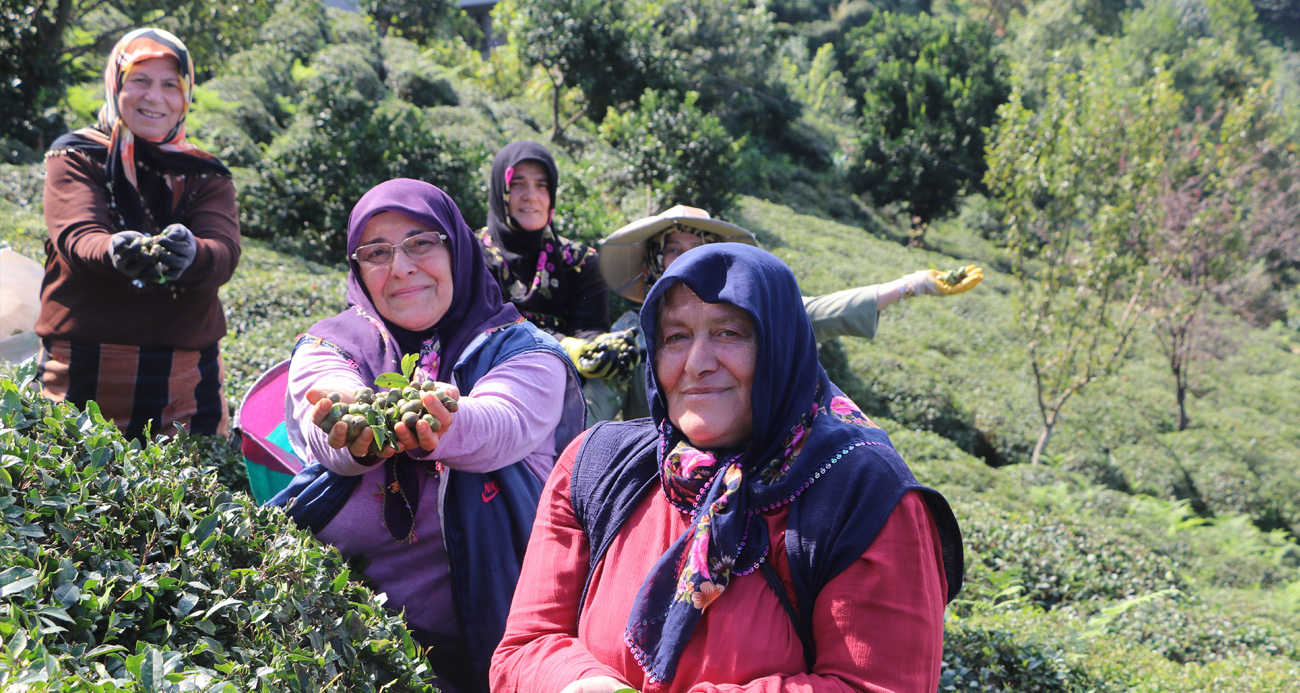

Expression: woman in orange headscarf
xmin=35 ymin=28 xmax=240 ymax=440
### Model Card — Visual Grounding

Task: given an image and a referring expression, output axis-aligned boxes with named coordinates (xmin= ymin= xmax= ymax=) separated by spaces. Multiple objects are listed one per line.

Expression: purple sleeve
xmin=285 ymin=342 xmax=378 ymax=476
xmin=410 ymin=350 xmax=568 ymax=475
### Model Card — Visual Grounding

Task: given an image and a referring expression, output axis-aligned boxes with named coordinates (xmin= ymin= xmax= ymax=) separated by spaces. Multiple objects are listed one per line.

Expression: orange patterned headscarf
xmin=63 ymin=28 xmax=226 ymax=231
xmin=93 ymin=28 xmax=219 ymax=190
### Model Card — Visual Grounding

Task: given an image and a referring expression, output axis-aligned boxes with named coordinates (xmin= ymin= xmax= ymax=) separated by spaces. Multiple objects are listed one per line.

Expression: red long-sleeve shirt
xmin=492 ymin=432 xmax=949 ymax=693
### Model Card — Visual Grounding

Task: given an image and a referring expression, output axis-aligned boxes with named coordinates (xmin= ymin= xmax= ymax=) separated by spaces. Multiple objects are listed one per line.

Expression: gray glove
xmin=156 ymin=224 xmax=197 ymax=280
xmin=109 ymin=230 xmax=153 ymax=279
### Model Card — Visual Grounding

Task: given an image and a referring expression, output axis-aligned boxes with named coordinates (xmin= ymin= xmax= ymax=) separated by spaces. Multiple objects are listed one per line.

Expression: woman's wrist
xmin=877 ymin=278 xmax=909 ymax=309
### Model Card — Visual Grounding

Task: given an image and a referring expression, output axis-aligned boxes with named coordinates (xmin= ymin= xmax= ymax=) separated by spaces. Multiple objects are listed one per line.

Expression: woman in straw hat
xmin=598 ymin=205 xmax=984 ymax=420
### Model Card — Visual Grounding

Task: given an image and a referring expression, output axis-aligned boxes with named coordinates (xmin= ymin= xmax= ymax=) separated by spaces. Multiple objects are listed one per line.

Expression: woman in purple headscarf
xmin=276 ymin=179 xmax=585 ymax=693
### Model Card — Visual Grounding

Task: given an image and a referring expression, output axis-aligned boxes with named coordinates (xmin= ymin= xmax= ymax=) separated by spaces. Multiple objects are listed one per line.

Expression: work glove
xmin=901 ymin=264 xmax=984 ymax=298
xmin=562 ymin=329 xmax=642 ymax=380
xmin=561 ymin=337 xmax=597 ymax=373
xmin=108 ymin=230 xmax=153 ymax=279
xmin=586 ymin=328 xmax=642 ymax=380
xmin=156 ymin=223 xmax=197 ymax=281
xmin=562 ymin=336 xmax=619 ymax=380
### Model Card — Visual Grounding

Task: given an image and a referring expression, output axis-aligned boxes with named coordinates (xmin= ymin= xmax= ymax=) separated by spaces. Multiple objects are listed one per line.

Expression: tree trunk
xmin=549 ymin=77 xmax=562 ymax=142
xmin=1176 ymin=379 xmax=1189 ymax=431
xmin=1031 ymin=422 xmax=1054 ymax=466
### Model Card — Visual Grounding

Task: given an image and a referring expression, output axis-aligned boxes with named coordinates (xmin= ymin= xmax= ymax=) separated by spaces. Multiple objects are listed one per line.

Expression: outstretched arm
xmin=803 ymin=264 xmax=984 ymax=343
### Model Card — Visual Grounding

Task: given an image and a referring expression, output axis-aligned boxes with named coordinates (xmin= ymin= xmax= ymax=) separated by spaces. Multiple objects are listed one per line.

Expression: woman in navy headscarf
xmin=275 ymin=179 xmax=585 ymax=693
xmin=492 ymin=244 xmax=963 ymax=692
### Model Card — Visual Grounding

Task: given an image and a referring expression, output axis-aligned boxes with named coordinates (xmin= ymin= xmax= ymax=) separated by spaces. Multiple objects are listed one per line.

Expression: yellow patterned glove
xmin=904 ymin=265 xmax=983 ymax=298
xmin=930 ymin=264 xmax=983 ymax=296
xmin=592 ymin=328 xmax=642 ymax=380
xmin=561 ymin=337 xmax=596 ymax=372
xmin=564 ymin=330 xmax=642 ymax=380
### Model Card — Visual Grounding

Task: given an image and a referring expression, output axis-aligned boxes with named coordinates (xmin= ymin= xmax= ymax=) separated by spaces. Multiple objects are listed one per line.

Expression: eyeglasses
xmin=351 ymin=232 xmax=449 ymax=266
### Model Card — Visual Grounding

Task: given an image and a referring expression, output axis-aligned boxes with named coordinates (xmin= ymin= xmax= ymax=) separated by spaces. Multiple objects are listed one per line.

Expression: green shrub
xmin=1098 ymin=592 xmax=1300 ymax=665
xmin=844 ymin=12 xmax=1010 ymax=222
xmin=202 ymin=55 xmax=293 ymax=147
xmin=241 ymin=90 xmax=487 ymax=259
xmin=599 ymin=89 xmax=740 ymax=217
xmin=941 ymin=624 xmax=1104 ymax=692
xmin=190 ymin=112 xmax=262 ymax=168
xmin=382 ymin=37 xmax=460 ymax=108
xmin=960 ymin=504 xmax=1186 ymax=611
xmin=0 ymin=373 xmax=440 ymax=691
xmin=258 ymin=0 xmax=331 ymax=65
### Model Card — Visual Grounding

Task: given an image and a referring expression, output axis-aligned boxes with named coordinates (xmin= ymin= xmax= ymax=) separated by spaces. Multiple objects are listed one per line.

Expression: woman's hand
xmin=391 ymin=383 xmax=459 ymax=453
xmin=304 ymin=387 xmax=399 ymax=460
xmin=558 ymin=676 xmax=637 ymax=693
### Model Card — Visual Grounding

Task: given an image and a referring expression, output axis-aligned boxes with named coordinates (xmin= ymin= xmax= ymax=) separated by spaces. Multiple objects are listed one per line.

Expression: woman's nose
xmin=683 ymin=336 xmax=718 ymax=375
xmin=390 ymin=246 xmax=419 ymax=274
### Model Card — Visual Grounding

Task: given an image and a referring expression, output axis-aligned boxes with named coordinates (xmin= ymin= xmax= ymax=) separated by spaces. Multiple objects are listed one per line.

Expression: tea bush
xmin=0 ymin=373 xmax=441 ymax=691
xmin=381 ymin=37 xmax=460 ymax=108
xmin=940 ymin=624 xmax=1104 ymax=692
xmin=240 ymin=96 xmax=487 ymax=259
xmin=959 ymin=504 xmax=1186 ymax=610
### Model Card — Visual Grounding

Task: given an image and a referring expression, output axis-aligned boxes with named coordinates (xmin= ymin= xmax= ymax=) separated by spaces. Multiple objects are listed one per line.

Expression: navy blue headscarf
xmin=628 ymin=244 xmax=889 ymax=682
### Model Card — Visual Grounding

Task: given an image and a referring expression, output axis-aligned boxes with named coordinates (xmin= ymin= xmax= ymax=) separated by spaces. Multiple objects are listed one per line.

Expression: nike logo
xmin=481 ymin=480 xmax=500 ymax=503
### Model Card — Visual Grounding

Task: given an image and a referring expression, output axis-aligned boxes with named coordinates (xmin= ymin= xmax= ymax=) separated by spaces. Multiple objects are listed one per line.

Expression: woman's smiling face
xmin=506 ymin=159 xmax=552 ymax=232
xmin=357 ymin=212 xmax=455 ymax=332
xmin=655 ymin=283 xmax=757 ymax=450
xmin=117 ymin=57 xmax=185 ymax=142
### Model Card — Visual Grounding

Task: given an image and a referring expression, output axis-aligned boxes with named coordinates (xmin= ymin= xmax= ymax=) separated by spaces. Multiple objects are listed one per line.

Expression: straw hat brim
xmin=598 ymin=214 xmax=757 ymax=302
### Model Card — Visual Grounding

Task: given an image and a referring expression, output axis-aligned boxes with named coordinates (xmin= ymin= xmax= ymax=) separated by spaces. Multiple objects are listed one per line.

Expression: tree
xmin=844 ymin=12 xmax=1009 ymax=224
xmin=781 ymin=42 xmax=854 ymax=122
xmin=239 ymin=44 xmax=486 ymax=256
xmin=503 ymin=0 xmax=652 ymax=141
xmin=503 ymin=0 xmax=796 ymax=142
xmin=1 ymin=0 xmax=73 ymax=160
xmin=360 ymin=0 xmax=469 ymax=45
xmin=598 ymin=89 xmax=740 ymax=218
xmin=1 ymin=0 xmax=276 ymax=162
xmin=985 ymin=57 xmax=1183 ymax=464
xmin=647 ymin=0 xmax=798 ymax=140
xmin=1145 ymin=93 xmax=1300 ymax=430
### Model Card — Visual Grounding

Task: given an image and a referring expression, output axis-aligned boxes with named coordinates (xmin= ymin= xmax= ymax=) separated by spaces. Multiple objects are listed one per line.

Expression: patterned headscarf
xmin=627 ymin=244 xmax=883 ymax=683
xmin=642 ymin=224 xmax=722 ymax=288
xmin=51 ymin=28 xmax=227 ymax=232
xmin=481 ymin=141 xmax=563 ymax=301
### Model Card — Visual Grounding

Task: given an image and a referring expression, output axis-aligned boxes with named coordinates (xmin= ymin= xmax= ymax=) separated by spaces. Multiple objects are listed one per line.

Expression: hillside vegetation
xmin=3 ymin=0 xmax=1299 ymax=689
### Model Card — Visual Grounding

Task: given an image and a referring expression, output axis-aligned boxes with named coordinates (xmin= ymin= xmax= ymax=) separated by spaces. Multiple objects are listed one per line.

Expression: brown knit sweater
xmin=36 ymin=148 xmax=241 ymax=350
